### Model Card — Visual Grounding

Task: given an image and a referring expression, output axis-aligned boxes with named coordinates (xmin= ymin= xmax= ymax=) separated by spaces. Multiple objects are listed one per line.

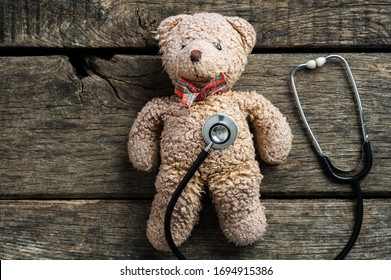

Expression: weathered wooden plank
xmin=71 ymin=53 xmax=391 ymax=196
xmin=0 ymin=54 xmax=389 ymax=198
xmin=0 ymin=199 xmax=390 ymax=259
xmin=0 ymin=55 xmax=164 ymax=199
xmin=0 ymin=0 xmax=390 ymax=49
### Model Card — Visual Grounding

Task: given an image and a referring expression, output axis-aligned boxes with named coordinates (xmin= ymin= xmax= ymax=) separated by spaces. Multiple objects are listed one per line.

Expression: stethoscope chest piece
xmin=202 ymin=114 xmax=238 ymax=149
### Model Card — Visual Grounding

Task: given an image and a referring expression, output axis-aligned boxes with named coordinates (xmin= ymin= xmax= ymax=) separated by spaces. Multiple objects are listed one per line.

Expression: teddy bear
xmin=128 ymin=12 xmax=292 ymax=252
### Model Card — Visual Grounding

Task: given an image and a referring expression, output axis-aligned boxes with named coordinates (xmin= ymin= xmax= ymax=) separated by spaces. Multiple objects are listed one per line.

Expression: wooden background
xmin=0 ymin=0 xmax=390 ymax=259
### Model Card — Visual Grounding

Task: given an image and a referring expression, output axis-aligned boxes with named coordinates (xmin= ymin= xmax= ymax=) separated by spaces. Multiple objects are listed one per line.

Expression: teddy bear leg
xmin=208 ymin=162 xmax=267 ymax=246
xmin=146 ymin=166 xmax=204 ymax=252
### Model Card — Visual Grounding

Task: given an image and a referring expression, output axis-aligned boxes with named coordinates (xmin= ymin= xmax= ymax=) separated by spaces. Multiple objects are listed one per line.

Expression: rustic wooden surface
xmin=1 ymin=199 xmax=390 ymax=260
xmin=0 ymin=0 xmax=390 ymax=260
xmin=0 ymin=0 xmax=390 ymax=49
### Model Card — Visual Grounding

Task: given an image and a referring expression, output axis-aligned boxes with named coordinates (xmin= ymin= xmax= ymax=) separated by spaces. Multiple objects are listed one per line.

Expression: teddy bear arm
xmin=247 ymin=94 xmax=293 ymax=164
xmin=128 ymin=98 xmax=168 ymax=172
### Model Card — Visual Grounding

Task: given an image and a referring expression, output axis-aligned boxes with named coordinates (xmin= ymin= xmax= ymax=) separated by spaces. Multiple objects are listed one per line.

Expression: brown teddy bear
xmin=128 ymin=12 xmax=292 ymax=252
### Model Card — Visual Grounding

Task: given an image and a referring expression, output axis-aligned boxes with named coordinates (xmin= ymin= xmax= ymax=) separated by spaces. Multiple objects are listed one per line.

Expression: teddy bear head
xmin=156 ymin=13 xmax=256 ymax=89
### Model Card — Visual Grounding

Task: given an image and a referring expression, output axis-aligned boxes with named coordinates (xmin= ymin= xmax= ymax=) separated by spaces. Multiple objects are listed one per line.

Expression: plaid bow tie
xmin=174 ymin=73 xmax=230 ymax=108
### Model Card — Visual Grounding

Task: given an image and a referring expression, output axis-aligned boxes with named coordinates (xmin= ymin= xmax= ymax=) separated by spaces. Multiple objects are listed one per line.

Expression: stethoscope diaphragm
xmin=202 ymin=114 xmax=238 ymax=149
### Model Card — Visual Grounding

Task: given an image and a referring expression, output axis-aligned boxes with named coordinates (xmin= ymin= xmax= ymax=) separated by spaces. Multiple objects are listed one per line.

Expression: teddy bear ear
xmin=155 ymin=15 xmax=188 ymax=45
xmin=225 ymin=16 xmax=256 ymax=54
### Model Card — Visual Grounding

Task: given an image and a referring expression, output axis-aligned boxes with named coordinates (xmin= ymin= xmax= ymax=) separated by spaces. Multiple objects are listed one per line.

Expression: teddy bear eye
xmin=181 ymin=44 xmax=186 ymax=50
xmin=215 ymin=44 xmax=222 ymax=51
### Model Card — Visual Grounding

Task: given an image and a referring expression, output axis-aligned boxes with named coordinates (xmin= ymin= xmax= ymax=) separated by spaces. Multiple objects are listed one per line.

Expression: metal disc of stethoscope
xmin=202 ymin=114 xmax=238 ymax=149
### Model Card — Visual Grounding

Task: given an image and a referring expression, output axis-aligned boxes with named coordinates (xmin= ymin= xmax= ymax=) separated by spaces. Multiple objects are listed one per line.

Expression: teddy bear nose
xmin=190 ymin=50 xmax=202 ymax=62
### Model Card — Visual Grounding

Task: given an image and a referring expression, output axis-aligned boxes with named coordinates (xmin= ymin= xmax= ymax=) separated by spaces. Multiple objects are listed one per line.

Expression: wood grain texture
xmin=0 ymin=54 xmax=389 ymax=198
xmin=0 ymin=55 xmax=160 ymax=199
xmin=0 ymin=199 xmax=390 ymax=259
xmin=1 ymin=0 xmax=389 ymax=263
xmin=0 ymin=0 xmax=390 ymax=49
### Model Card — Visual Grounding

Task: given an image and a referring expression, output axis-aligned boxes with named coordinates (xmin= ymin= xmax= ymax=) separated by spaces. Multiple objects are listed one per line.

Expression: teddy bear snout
xmin=190 ymin=50 xmax=202 ymax=62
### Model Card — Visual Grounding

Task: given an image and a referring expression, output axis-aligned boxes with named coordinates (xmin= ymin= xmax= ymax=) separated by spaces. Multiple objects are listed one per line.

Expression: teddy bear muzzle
xmin=190 ymin=50 xmax=202 ymax=62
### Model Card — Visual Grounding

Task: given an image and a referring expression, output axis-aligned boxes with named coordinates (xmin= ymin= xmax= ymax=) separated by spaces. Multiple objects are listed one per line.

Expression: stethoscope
xmin=291 ymin=54 xmax=373 ymax=259
xmin=164 ymin=54 xmax=372 ymax=260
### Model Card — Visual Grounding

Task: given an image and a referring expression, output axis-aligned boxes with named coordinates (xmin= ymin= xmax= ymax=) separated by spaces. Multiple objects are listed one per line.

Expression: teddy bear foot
xmin=147 ymin=221 xmax=195 ymax=252
xmin=146 ymin=181 xmax=204 ymax=252
xmin=146 ymin=228 xmax=171 ymax=252
xmin=221 ymin=204 xmax=267 ymax=246
xmin=146 ymin=212 xmax=195 ymax=253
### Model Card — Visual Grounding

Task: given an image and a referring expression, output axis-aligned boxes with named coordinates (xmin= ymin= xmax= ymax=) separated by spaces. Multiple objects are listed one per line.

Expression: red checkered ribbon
xmin=174 ymin=73 xmax=230 ymax=108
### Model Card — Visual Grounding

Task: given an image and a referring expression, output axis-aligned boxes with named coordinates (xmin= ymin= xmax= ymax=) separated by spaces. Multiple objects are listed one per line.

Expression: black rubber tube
xmin=320 ymin=142 xmax=371 ymax=259
xmin=164 ymin=149 xmax=210 ymax=260
xmin=334 ymin=179 xmax=364 ymax=260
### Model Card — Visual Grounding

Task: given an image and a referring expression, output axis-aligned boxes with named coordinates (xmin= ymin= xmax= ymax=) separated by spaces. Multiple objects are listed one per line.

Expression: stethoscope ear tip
xmin=305 ymin=57 xmax=327 ymax=69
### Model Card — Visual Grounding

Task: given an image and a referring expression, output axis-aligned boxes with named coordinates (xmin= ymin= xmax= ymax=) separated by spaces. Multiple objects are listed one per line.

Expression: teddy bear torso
xmin=158 ymin=91 xmax=258 ymax=180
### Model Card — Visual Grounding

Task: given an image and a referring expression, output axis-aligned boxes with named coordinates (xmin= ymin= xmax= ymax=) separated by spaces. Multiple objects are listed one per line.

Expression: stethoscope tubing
xmin=319 ymin=142 xmax=371 ymax=260
xmin=320 ymin=142 xmax=373 ymax=183
xmin=164 ymin=143 xmax=213 ymax=260
xmin=320 ymin=142 xmax=372 ymax=260
xmin=334 ymin=179 xmax=364 ymax=260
